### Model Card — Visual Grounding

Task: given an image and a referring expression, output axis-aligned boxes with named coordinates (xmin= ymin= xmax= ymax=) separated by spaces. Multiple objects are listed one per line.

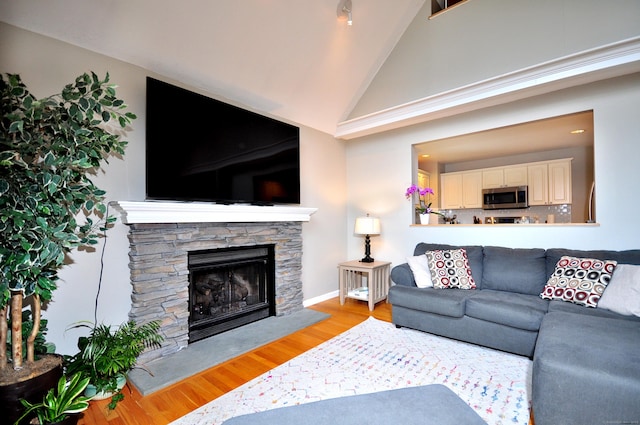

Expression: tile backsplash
xmin=434 ymin=204 xmax=572 ymax=224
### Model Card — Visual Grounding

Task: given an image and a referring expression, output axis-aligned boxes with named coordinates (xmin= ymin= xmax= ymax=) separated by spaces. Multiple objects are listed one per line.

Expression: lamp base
xmin=360 ymin=235 xmax=374 ymax=263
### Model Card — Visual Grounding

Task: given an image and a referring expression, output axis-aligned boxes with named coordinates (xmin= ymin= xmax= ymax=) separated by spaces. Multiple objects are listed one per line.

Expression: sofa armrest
xmin=391 ymin=263 xmax=416 ymax=287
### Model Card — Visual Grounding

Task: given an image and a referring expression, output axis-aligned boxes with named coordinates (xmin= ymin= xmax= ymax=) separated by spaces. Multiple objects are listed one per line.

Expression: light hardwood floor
xmin=78 ymin=297 xmax=534 ymax=425
xmin=78 ymin=297 xmax=391 ymax=425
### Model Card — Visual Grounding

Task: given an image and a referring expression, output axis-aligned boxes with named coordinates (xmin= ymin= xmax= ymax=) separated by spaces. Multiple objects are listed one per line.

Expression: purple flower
xmin=406 ymin=185 xmax=440 ymax=215
xmin=405 ymin=184 xmax=434 ymax=200
xmin=405 ymin=184 xmax=419 ymax=199
xmin=419 ymin=187 xmax=434 ymax=197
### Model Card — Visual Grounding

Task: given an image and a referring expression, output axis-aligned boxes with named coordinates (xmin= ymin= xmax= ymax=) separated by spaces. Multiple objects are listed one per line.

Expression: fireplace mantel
xmin=113 ymin=201 xmax=317 ymax=224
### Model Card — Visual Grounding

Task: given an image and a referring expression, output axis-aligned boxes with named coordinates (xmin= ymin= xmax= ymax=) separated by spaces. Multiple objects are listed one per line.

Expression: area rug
xmin=128 ymin=309 xmax=329 ymax=395
xmin=171 ymin=317 xmax=532 ymax=425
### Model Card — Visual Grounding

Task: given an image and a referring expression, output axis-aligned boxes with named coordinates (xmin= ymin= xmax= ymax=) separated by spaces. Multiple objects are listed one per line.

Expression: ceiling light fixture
xmin=570 ymin=129 xmax=586 ymax=134
xmin=337 ymin=0 xmax=353 ymax=26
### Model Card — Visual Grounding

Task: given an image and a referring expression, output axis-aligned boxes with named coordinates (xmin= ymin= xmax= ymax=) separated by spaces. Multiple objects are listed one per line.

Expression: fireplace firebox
xmin=188 ymin=245 xmax=276 ymax=342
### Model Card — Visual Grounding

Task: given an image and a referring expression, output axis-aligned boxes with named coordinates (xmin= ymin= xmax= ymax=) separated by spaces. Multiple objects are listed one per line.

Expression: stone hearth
xmin=113 ymin=202 xmax=316 ymax=362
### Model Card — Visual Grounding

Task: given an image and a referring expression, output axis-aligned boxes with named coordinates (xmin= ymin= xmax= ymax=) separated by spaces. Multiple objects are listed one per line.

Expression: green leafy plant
xmin=64 ymin=320 xmax=162 ymax=409
xmin=0 ymin=72 xmax=135 ymax=372
xmin=15 ymin=372 xmax=91 ymax=425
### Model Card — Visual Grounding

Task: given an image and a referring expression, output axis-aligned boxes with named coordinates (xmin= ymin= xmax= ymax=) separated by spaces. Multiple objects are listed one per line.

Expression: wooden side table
xmin=338 ymin=260 xmax=391 ymax=311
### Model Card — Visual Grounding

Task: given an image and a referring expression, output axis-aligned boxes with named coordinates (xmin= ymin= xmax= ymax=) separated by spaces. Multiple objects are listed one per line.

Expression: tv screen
xmin=145 ymin=77 xmax=300 ymax=205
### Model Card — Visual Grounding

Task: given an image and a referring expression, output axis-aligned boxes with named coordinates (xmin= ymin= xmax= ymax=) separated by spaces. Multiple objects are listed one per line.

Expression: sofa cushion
xmin=406 ymin=255 xmax=432 ymax=288
xmin=466 ymin=290 xmax=549 ymax=331
xmin=387 ymin=285 xmax=471 ymax=318
xmin=598 ymin=264 xmax=640 ymax=317
xmin=540 ymin=256 xmax=617 ymax=308
xmin=533 ymin=311 xmax=640 ymax=425
xmin=481 ymin=246 xmax=547 ymax=295
xmin=548 ymin=299 xmax=640 ymax=322
xmin=426 ymin=249 xmax=476 ymax=289
xmin=413 ymin=243 xmax=484 ymax=288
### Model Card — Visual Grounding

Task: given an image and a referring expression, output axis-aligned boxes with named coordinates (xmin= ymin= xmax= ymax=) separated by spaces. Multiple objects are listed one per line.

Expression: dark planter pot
xmin=0 ymin=354 xmax=64 ymax=425
xmin=50 ymin=414 xmax=81 ymax=425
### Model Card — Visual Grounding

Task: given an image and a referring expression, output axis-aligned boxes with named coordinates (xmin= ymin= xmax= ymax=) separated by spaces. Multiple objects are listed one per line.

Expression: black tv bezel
xmin=144 ymin=77 xmax=301 ymax=205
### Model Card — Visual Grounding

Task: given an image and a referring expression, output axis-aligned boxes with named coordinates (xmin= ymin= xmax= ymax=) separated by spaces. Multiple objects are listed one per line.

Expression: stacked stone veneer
xmin=126 ymin=221 xmax=304 ymax=362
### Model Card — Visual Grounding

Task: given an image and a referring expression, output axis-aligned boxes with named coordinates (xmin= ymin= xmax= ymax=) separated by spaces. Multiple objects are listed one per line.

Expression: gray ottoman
xmin=221 ymin=384 xmax=485 ymax=425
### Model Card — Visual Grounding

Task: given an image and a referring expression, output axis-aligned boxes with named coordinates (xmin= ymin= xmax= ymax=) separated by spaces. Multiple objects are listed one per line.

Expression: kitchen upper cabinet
xmin=527 ymin=159 xmax=572 ymax=205
xmin=548 ymin=160 xmax=572 ymax=204
xmin=527 ymin=164 xmax=548 ymax=205
xmin=482 ymin=169 xmax=503 ymax=189
xmin=482 ymin=165 xmax=528 ymax=189
xmin=504 ymin=166 xmax=528 ymax=187
xmin=441 ymin=171 xmax=482 ymax=209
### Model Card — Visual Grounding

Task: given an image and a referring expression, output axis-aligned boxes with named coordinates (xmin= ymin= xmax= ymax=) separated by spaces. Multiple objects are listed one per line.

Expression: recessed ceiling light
xmin=570 ymin=129 xmax=585 ymax=134
xmin=421 ymin=154 xmax=430 ymax=158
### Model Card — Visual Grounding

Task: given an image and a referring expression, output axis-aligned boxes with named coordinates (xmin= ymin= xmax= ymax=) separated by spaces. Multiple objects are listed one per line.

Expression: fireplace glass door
xmin=188 ymin=245 xmax=275 ymax=342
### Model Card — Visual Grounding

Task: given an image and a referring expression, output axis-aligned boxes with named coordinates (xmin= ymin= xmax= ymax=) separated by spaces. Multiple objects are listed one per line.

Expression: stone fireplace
xmin=113 ymin=202 xmax=317 ymax=362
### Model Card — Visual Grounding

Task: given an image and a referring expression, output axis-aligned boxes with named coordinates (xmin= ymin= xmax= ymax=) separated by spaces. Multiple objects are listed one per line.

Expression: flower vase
xmin=419 ymin=213 xmax=431 ymax=225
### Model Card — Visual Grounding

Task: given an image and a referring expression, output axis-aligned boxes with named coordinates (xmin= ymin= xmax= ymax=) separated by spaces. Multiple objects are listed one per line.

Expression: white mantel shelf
xmin=112 ymin=201 xmax=317 ymax=224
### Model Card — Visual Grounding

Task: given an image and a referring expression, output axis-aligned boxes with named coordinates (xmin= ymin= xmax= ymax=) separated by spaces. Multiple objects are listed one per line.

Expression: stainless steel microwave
xmin=482 ymin=186 xmax=528 ymax=209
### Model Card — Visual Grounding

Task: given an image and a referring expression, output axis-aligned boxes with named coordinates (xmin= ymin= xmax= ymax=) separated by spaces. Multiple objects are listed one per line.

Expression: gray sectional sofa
xmin=388 ymin=243 xmax=640 ymax=425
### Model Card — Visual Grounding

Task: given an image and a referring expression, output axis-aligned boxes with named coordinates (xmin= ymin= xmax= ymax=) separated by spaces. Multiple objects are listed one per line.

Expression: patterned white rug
xmin=171 ymin=317 xmax=532 ymax=425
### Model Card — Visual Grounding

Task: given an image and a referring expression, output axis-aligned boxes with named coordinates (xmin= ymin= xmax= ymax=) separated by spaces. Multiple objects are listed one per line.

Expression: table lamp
xmin=354 ymin=214 xmax=381 ymax=263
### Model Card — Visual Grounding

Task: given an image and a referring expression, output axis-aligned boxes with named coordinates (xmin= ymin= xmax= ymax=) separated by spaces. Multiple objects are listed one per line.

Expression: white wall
xmin=345 ymin=73 xmax=640 ymax=267
xmin=1 ymin=23 xmax=347 ymax=355
xmin=350 ymin=0 xmax=640 ymax=118
xmin=300 ymin=126 xmax=348 ymax=302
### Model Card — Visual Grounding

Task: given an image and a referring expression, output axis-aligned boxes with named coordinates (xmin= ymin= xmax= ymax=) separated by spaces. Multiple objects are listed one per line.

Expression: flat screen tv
xmin=145 ymin=77 xmax=300 ymax=205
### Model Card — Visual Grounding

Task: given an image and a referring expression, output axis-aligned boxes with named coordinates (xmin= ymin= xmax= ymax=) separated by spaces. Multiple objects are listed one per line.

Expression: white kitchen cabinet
xmin=504 ymin=166 xmax=528 ymax=187
xmin=548 ymin=160 xmax=572 ymax=204
xmin=482 ymin=165 xmax=528 ymax=188
xmin=441 ymin=173 xmax=462 ymax=209
xmin=527 ymin=159 xmax=572 ymax=205
xmin=482 ymin=169 xmax=504 ymax=189
xmin=527 ymin=164 xmax=548 ymax=205
xmin=441 ymin=171 xmax=482 ymax=209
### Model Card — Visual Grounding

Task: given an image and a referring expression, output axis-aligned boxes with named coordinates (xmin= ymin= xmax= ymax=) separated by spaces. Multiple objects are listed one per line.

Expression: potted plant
xmin=0 ymin=72 xmax=135 ymax=423
xmin=14 ymin=372 xmax=92 ymax=425
xmin=7 ymin=311 xmax=56 ymax=359
xmin=405 ymin=184 xmax=444 ymax=224
xmin=64 ymin=320 xmax=162 ymax=409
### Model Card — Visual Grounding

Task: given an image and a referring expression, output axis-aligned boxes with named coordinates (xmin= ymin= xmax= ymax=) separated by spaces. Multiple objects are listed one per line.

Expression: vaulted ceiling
xmin=0 ymin=0 xmax=427 ymax=135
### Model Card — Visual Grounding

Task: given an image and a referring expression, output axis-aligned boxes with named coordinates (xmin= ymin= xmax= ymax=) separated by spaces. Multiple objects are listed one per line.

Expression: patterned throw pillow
xmin=426 ymin=249 xmax=476 ymax=289
xmin=540 ymin=256 xmax=617 ymax=307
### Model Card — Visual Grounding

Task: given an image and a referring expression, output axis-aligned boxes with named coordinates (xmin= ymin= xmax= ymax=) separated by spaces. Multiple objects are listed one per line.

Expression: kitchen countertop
xmin=411 ymin=222 xmax=600 ymax=227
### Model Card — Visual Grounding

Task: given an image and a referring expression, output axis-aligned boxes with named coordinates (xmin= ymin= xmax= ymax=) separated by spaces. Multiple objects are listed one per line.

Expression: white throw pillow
xmin=597 ymin=264 xmax=640 ymax=317
xmin=406 ymin=255 xmax=433 ymax=288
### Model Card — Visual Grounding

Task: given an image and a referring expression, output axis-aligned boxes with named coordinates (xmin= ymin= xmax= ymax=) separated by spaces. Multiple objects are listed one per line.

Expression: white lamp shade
xmin=354 ymin=216 xmax=381 ymax=235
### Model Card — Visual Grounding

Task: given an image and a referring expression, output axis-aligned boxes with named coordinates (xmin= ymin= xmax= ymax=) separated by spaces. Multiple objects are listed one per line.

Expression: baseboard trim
xmin=304 ymin=290 xmax=339 ymax=307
